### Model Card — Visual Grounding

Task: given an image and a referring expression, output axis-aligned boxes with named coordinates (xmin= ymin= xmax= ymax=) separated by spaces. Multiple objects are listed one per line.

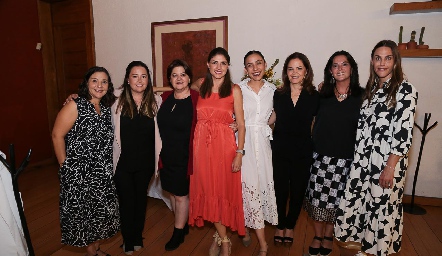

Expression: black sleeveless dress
xmin=157 ymin=95 xmax=193 ymax=196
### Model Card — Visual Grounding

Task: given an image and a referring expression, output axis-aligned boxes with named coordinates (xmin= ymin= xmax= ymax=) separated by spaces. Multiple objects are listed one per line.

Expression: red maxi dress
xmin=188 ymin=91 xmax=245 ymax=236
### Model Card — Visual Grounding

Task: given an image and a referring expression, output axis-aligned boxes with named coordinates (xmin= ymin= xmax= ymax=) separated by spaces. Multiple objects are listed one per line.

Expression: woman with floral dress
xmin=334 ymin=40 xmax=418 ymax=256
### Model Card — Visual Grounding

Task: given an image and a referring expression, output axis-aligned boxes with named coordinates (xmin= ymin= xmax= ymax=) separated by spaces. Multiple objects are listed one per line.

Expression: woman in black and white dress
xmin=304 ymin=50 xmax=362 ymax=256
xmin=52 ymin=66 xmax=119 ymax=256
xmin=334 ymin=40 xmax=418 ymax=256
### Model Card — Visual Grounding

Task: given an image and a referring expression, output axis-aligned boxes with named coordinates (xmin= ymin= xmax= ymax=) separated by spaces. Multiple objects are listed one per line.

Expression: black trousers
xmin=114 ymin=168 xmax=154 ymax=250
xmin=272 ymin=153 xmax=311 ymax=230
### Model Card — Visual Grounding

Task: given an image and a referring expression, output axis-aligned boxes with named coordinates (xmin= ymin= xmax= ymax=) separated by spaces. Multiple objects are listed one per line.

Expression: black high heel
xmin=308 ymin=236 xmax=323 ymax=256
xmin=319 ymin=236 xmax=333 ymax=256
xmin=283 ymin=229 xmax=294 ymax=247
xmin=273 ymin=235 xmax=284 ymax=247
xmin=273 ymin=228 xmax=284 ymax=247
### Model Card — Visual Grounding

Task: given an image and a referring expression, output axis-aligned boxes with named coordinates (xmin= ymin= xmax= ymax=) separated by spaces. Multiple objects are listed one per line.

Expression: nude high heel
xmin=219 ymin=236 xmax=231 ymax=255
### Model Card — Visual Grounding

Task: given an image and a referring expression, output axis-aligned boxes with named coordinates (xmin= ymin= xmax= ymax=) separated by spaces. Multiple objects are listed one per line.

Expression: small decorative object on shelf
xmin=417 ymin=26 xmax=429 ymax=49
xmin=398 ymin=26 xmax=407 ymax=50
xmin=407 ymin=30 xmax=417 ymax=49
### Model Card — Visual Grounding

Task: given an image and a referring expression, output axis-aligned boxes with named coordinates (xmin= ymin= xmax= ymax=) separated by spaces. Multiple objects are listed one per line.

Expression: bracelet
xmin=385 ymin=165 xmax=395 ymax=170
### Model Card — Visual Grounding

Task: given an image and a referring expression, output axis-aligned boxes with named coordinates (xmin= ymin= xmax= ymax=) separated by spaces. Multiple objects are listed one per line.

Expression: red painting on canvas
xmin=161 ymin=30 xmax=216 ymax=86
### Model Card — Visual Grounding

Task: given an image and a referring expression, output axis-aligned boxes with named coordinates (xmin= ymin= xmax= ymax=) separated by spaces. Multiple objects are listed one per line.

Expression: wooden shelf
xmin=390 ymin=1 xmax=442 ymax=14
xmin=399 ymin=49 xmax=442 ymax=58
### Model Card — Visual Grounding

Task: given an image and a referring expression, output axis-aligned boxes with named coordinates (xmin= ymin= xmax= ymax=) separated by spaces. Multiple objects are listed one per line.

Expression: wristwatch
xmin=236 ymin=149 xmax=245 ymax=155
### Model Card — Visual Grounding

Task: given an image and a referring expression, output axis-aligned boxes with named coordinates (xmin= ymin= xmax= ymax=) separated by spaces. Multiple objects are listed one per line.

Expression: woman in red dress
xmin=188 ymin=47 xmax=246 ymax=256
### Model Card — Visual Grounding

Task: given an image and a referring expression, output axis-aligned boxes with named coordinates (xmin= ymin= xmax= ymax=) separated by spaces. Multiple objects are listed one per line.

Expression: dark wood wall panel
xmin=0 ymin=0 xmax=53 ymax=162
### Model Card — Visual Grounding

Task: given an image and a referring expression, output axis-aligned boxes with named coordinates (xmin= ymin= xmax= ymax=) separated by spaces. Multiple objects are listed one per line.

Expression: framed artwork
xmin=151 ymin=16 xmax=228 ymax=86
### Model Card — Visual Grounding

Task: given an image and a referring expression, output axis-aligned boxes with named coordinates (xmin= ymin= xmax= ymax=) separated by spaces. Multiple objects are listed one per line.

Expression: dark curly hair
xmin=78 ymin=66 xmax=116 ymax=107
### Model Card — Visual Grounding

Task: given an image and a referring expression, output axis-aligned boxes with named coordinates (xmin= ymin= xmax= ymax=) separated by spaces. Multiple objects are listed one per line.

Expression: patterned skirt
xmin=304 ymin=152 xmax=352 ymax=222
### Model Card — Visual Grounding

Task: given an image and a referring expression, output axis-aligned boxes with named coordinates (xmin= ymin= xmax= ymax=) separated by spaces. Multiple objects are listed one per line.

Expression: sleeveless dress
xmin=157 ymin=95 xmax=193 ymax=196
xmin=188 ymin=91 xmax=245 ymax=235
xmin=238 ymin=79 xmax=278 ymax=229
xmin=59 ymin=97 xmax=120 ymax=247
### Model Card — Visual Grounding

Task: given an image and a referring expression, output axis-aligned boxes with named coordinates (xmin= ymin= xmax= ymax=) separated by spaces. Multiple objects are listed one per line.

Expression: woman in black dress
xmin=304 ymin=51 xmax=363 ymax=256
xmin=52 ymin=66 xmax=119 ymax=256
xmin=157 ymin=59 xmax=198 ymax=251
xmin=270 ymin=52 xmax=319 ymax=247
xmin=112 ymin=61 xmax=160 ymax=255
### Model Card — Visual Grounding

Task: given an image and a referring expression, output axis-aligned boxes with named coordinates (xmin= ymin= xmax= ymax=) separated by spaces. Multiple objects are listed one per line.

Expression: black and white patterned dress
xmin=334 ymin=80 xmax=418 ymax=255
xmin=59 ymin=97 xmax=120 ymax=247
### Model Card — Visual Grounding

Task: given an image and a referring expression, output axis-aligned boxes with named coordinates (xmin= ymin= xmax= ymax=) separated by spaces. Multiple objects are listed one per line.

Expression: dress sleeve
xmin=390 ymin=81 xmax=418 ymax=156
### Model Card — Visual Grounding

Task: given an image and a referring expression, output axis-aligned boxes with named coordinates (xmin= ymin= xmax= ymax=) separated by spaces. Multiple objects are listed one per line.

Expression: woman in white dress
xmin=238 ymin=50 xmax=278 ymax=256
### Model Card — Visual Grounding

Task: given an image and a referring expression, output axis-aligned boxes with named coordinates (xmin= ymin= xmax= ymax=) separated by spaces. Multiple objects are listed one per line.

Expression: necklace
xmin=335 ymin=85 xmax=349 ymax=100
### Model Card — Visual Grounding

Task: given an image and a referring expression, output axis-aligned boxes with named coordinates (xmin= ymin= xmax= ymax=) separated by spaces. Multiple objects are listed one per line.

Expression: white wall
xmin=92 ymin=0 xmax=442 ymax=198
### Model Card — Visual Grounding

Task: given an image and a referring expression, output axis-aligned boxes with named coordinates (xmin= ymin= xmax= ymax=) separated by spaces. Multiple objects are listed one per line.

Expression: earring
xmin=331 ymin=77 xmax=335 ymax=84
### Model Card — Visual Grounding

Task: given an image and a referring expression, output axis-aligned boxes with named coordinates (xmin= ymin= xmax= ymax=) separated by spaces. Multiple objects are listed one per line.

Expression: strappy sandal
xmin=308 ymin=236 xmax=323 ymax=256
xmin=219 ymin=236 xmax=232 ymax=255
xmin=209 ymin=231 xmax=221 ymax=256
xmin=283 ymin=229 xmax=294 ymax=247
xmin=273 ymin=228 xmax=284 ymax=247
xmin=257 ymin=242 xmax=268 ymax=256
xmin=320 ymin=236 xmax=333 ymax=256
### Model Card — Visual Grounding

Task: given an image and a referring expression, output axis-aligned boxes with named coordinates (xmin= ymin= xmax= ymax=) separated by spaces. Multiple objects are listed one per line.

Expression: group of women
xmin=52 ymin=39 xmax=417 ymax=256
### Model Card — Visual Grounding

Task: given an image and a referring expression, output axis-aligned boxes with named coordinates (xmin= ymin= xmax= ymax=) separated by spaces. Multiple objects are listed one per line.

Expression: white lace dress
xmin=239 ymin=79 xmax=278 ymax=229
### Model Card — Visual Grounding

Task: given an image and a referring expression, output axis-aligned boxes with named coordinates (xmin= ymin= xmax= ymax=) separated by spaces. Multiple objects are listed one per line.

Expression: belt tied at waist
xmin=199 ymin=119 xmax=230 ymax=145
xmin=245 ymin=123 xmax=273 ymax=140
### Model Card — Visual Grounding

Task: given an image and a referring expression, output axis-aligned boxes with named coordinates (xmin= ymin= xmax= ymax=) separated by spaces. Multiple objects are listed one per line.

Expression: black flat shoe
xmin=319 ymin=236 xmax=333 ymax=256
xmin=308 ymin=236 xmax=323 ymax=256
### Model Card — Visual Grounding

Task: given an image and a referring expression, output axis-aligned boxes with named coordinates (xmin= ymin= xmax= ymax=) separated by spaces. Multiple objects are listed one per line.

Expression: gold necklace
xmin=335 ymin=86 xmax=349 ymax=100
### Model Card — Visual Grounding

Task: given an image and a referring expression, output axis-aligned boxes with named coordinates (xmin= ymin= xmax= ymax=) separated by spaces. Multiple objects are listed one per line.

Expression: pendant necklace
xmin=335 ymin=85 xmax=349 ymax=101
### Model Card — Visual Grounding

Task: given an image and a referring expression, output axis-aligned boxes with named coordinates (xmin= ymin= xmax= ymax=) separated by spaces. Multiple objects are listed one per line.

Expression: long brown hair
xmin=200 ymin=47 xmax=233 ymax=99
xmin=278 ymin=52 xmax=315 ymax=94
xmin=116 ymin=61 xmax=158 ymax=118
xmin=364 ymin=40 xmax=404 ymax=108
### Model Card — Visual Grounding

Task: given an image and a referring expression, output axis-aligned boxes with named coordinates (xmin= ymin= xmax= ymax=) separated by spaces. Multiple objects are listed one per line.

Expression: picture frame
xmin=151 ymin=16 xmax=228 ymax=87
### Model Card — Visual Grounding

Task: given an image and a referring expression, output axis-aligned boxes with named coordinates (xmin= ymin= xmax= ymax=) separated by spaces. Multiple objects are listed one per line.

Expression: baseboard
xmin=26 ymin=157 xmax=57 ymax=169
xmin=403 ymin=195 xmax=442 ymax=207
